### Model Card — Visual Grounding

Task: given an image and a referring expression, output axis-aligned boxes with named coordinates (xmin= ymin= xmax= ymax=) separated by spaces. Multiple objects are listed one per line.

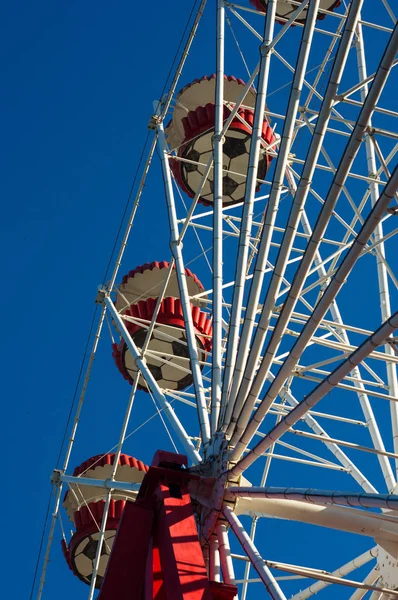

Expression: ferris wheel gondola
xmin=249 ymin=0 xmax=342 ymax=22
xmin=166 ymin=74 xmax=276 ymax=205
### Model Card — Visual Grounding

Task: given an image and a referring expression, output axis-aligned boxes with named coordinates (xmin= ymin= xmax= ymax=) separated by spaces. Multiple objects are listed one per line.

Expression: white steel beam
xmin=223 ymin=505 xmax=287 ymax=600
xmin=290 ymin=547 xmax=378 ymax=600
xmin=211 ymin=0 xmax=225 ymax=435
xmin=225 ymin=0 xmax=322 ymax=433
xmin=105 ymin=296 xmax=201 ymax=464
xmin=230 ymin=162 xmax=398 ymax=463
xmin=210 ymin=535 xmax=221 ymax=582
xmin=227 ymin=487 xmax=398 ymax=511
xmin=230 ymin=0 xmax=388 ymax=447
xmin=234 ymin=496 xmax=398 ymax=546
xmin=60 ymin=474 xmax=141 ymax=493
xmin=348 ymin=567 xmax=380 ymax=600
xmin=274 ymin=372 xmax=377 ymax=493
xmin=355 ymin=18 xmax=398 ymax=474
xmin=157 ymin=123 xmax=211 ymax=449
xmin=230 ymin=310 xmax=398 ymax=477
xmin=159 ymin=0 xmax=208 ymax=122
xmin=217 ymin=523 xmax=237 ymax=588
xmin=290 ymin=428 xmax=398 ymax=461
xmin=297 ymin=206 xmax=395 ymax=492
xmin=227 ymin=7 xmax=362 ymax=431
xmin=220 ymin=0 xmax=277 ymax=430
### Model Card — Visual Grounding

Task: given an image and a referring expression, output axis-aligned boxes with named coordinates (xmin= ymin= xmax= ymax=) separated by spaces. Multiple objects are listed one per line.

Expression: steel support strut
xmin=212 ymin=0 xmax=225 ymax=434
xmin=223 ymin=505 xmax=287 ymax=600
xmin=228 ymin=0 xmax=364 ymax=443
xmin=105 ymin=297 xmax=201 ymax=464
xmin=157 ymin=123 xmax=211 ymax=450
xmin=355 ymin=17 xmax=398 ymax=475
xmin=220 ymin=0 xmax=277 ymax=431
xmin=231 ymin=309 xmax=398 ymax=477
xmin=226 ymin=0 xmax=322 ymax=434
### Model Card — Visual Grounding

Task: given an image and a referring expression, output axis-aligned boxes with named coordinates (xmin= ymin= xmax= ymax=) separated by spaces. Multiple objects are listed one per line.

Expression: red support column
xmin=98 ymin=451 xmax=238 ymax=600
xmin=150 ymin=528 xmax=166 ymax=600
xmin=155 ymin=480 xmax=213 ymax=600
xmin=98 ymin=501 xmax=154 ymax=600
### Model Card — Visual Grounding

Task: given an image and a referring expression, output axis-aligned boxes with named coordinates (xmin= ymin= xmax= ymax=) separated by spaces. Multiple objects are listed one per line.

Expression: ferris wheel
xmin=33 ymin=0 xmax=398 ymax=598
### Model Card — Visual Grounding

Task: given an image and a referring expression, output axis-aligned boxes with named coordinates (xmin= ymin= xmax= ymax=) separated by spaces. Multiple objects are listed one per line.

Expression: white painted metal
xmin=60 ymin=474 xmax=141 ymax=493
xmin=378 ymin=542 xmax=398 ymax=592
xmin=230 ymin=26 xmax=398 ymax=456
xmin=231 ymin=164 xmax=398 ymax=463
xmin=159 ymin=0 xmax=208 ymax=123
xmin=210 ymin=535 xmax=222 ymax=582
xmin=290 ymin=547 xmax=378 ymax=600
xmin=223 ymin=505 xmax=287 ymax=600
xmin=234 ymin=495 xmax=398 ymax=546
xmin=226 ymin=0 xmax=322 ymax=433
xmin=217 ymin=523 xmax=237 ymax=586
xmin=211 ymin=0 xmax=225 ymax=435
xmin=220 ymin=0 xmax=277 ymax=430
xmin=348 ymin=567 xmax=380 ymax=600
xmin=227 ymin=487 xmax=398 ymax=510
xmin=157 ymin=123 xmax=211 ymax=448
xmin=297 ymin=207 xmax=396 ymax=492
xmin=355 ymin=19 xmax=398 ymax=475
xmin=231 ymin=310 xmax=398 ymax=476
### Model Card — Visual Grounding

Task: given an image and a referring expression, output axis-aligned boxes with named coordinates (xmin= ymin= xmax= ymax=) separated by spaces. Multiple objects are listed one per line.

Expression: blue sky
xmin=2 ymin=1 xmax=397 ymax=599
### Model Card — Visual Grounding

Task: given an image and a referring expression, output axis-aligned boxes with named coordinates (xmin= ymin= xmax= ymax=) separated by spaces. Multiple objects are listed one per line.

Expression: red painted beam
xmin=98 ymin=500 xmax=154 ymax=600
xmin=147 ymin=529 xmax=167 ymax=600
xmin=155 ymin=481 xmax=213 ymax=600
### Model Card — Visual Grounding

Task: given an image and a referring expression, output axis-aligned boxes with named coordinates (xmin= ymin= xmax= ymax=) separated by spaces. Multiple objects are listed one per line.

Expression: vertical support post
xmin=157 ymin=123 xmax=211 ymax=450
xmin=101 ymin=452 xmax=217 ymax=600
xmin=355 ymin=18 xmax=398 ymax=475
xmin=156 ymin=480 xmax=213 ymax=599
xmin=212 ymin=0 xmax=225 ymax=435
xmin=220 ymin=0 xmax=277 ymax=432
xmin=210 ymin=535 xmax=222 ymax=582
xmin=298 ymin=204 xmax=395 ymax=492
xmin=227 ymin=0 xmax=321 ymax=436
xmin=89 ymin=376 xmax=141 ymax=598
xmin=217 ymin=523 xmax=236 ymax=587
